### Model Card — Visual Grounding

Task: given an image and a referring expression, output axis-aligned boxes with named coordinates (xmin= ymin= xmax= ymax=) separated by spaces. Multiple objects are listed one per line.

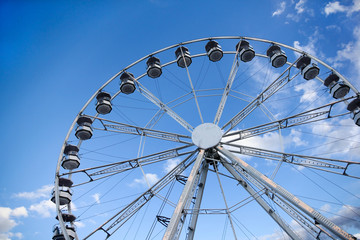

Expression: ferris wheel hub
xmin=191 ymin=123 xmax=223 ymax=149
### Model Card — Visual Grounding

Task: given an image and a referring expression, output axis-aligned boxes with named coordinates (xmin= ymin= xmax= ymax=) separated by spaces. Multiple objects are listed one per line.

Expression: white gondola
xmin=175 ymin=46 xmax=192 ymax=68
xmin=56 ymin=213 xmax=76 ymax=222
xmin=324 ymin=73 xmax=350 ymax=99
xmin=120 ymin=72 xmax=136 ymax=94
xmin=235 ymin=40 xmax=255 ymax=62
xmin=146 ymin=56 xmax=162 ymax=78
xmin=61 ymin=145 xmax=80 ymax=170
xmin=266 ymin=44 xmax=287 ymax=68
xmin=96 ymin=92 xmax=112 ymax=114
xmin=75 ymin=116 xmax=93 ymax=140
xmin=205 ymin=40 xmax=223 ymax=62
xmin=51 ymin=178 xmax=73 ymax=205
xmin=347 ymin=98 xmax=360 ymax=126
xmin=353 ymin=111 xmax=360 ymax=126
xmin=52 ymin=224 xmax=76 ymax=240
xmin=296 ymin=55 xmax=320 ymax=80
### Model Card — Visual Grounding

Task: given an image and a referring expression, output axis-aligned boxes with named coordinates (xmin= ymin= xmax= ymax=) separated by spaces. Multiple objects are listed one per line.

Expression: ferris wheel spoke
xmin=221 ymin=59 xmax=301 ymax=134
xmin=180 ymin=47 xmax=204 ymax=123
xmin=217 ymin=146 xmax=357 ymax=240
xmin=222 ymin=143 xmax=360 ymax=179
xmin=163 ymin=149 xmax=205 ymax=240
xmin=220 ymin=159 xmax=301 ymax=240
xmin=83 ymin=150 xmax=198 ymax=240
xmin=62 ymin=145 xmax=195 ymax=187
xmin=136 ymin=81 xmax=194 ymax=133
xmin=213 ymin=47 xmax=241 ymax=125
xmin=186 ymin=161 xmax=209 ymax=240
xmin=85 ymin=114 xmax=192 ymax=144
xmin=222 ymin=96 xmax=356 ymax=143
xmin=222 ymin=156 xmax=336 ymax=239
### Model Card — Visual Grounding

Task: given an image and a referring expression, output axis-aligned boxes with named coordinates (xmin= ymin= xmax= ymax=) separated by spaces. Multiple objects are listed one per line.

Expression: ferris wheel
xmin=51 ymin=36 xmax=360 ymax=240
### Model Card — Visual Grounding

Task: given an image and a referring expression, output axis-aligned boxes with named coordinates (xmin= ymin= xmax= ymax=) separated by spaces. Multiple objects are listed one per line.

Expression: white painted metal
xmin=213 ymin=43 xmax=241 ymax=125
xmin=191 ymin=123 xmax=223 ymax=149
xmin=179 ymin=46 xmax=204 ymax=124
xmin=163 ymin=150 xmax=205 ymax=240
xmin=186 ymin=162 xmax=209 ymax=240
xmin=217 ymin=146 xmax=356 ymax=240
xmin=137 ymin=81 xmax=194 ymax=133
xmin=220 ymin=159 xmax=301 ymax=240
xmin=222 ymin=62 xmax=300 ymax=134
xmin=54 ymin=36 xmax=360 ymax=240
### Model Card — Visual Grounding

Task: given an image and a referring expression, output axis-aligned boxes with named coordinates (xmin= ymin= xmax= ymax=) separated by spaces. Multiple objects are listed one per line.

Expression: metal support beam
xmin=220 ymin=159 xmax=300 ymax=240
xmin=214 ymin=47 xmax=240 ymax=125
xmin=222 ymin=61 xmax=300 ymax=134
xmin=222 ymin=143 xmax=360 ymax=178
xmin=163 ymin=150 xmax=205 ymax=240
xmin=88 ymin=115 xmax=192 ymax=144
xmin=217 ymin=146 xmax=356 ymax=240
xmin=137 ymin=81 xmax=194 ymax=133
xmin=187 ymin=162 xmax=209 ymax=240
xmin=83 ymin=151 xmax=197 ymax=240
xmin=222 ymin=96 xmax=355 ymax=143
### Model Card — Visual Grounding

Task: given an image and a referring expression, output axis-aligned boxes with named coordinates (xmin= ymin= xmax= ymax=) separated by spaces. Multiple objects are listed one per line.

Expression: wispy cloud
xmin=310 ymin=118 xmax=360 ymax=159
xmin=324 ymin=0 xmax=360 ymax=16
xmin=272 ymin=1 xmax=286 ymax=16
xmin=13 ymin=185 xmax=53 ymax=200
xmin=294 ymin=80 xmax=322 ymax=104
xmin=29 ymin=200 xmax=55 ymax=218
xmin=92 ymin=193 xmax=100 ymax=204
xmin=295 ymin=0 xmax=306 ymax=14
xmin=163 ymin=158 xmax=181 ymax=173
xmin=130 ymin=173 xmax=159 ymax=187
xmin=327 ymin=26 xmax=360 ymax=83
xmin=293 ymin=33 xmax=319 ymax=58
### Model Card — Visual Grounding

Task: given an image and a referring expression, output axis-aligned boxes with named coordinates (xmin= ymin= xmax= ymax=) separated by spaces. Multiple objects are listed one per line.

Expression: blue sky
xmin=1 ymin=0 xmax=360 ymax=239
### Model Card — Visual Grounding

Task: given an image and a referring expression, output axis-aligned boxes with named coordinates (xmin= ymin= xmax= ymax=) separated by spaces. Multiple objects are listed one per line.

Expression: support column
xmin=163 ymin=150 xmax=205 ymax=240
xmin=187 ymin=162 xmax=209 ymax=240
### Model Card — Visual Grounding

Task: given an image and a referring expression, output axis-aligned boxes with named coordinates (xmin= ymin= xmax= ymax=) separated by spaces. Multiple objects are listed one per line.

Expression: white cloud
xmin=0 ymin=207 xmax=27 ymax=240
xmin=13 ymin=185 xmax=53 ymax=200
xmin=223 ymin=124 xmax=309 ymax=155
xmin=311 ymin=118 xmax=360 ymax=159
xmin=324 ymin=0 xmax=360 ymax=16
xmin=326 ymin=24 xmax=341 ymax=32
xmin=0 ymin=208 xmax=16 ymax=233
xmin=29 ymin=200 xmax=55 ymax=218
xmin=289 ymin=129 xmax=307 ymax=147
xmin=272 ymin=1 xmax=286 ymax=16
xmin=260 ymin=204 xmax=360 ymax=239
xmin=0 ymin=232 xmax=24 ymax=240
xmin=294 ymin=80 xmax=320 ymax=104
xmin=293 ymin=37 xmax=318 ymax=58
xmin=331 ymin=205 xmax=360 ymax=229
xmin=163 ymin=158 xmax=181 ymax=173
xmin=295 ymin=0 xmax=306 ymax=14
xmin=320 ymin=203 xmax=332 ymax=212
xmin=328 ymin=26 xmax=360 ymax=82
xmin=74 ymin=221 xmax=85 ymax=228
xmin=230 ymin=131 xmax=284 ymax=152
xmin=92 ymin=193 xmax=100 ymax=204
xmin=10 ymin=207 xmax=27 ymax=218
xmin=131 ymin=173 xmax=159 ymax=187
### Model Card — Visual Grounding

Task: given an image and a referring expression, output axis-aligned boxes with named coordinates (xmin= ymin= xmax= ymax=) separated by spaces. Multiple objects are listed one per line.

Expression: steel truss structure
xmin=54 ymin=36 xmax=360 ymax=240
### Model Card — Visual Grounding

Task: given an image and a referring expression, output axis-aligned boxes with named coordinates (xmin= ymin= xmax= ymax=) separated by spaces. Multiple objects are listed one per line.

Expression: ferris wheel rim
xmin=53 ymin=35 xmax=360 ymax=240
